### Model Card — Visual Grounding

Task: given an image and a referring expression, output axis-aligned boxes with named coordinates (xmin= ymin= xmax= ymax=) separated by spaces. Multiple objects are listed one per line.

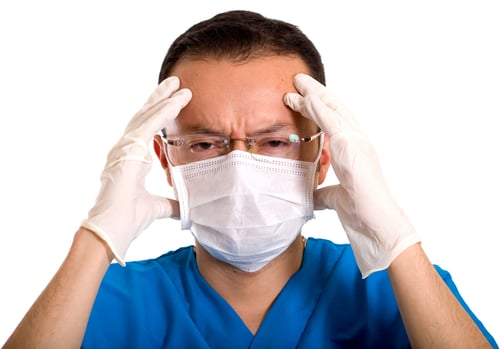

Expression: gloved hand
xmin=81 ymin=76 xmax=192 ymax=266
xmin=284 ymin=73 xmax=420 ymax=278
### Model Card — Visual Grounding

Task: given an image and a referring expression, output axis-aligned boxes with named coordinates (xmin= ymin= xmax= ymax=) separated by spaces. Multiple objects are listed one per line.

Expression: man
xmin=4 ymin=10 xmax=497 ymax=348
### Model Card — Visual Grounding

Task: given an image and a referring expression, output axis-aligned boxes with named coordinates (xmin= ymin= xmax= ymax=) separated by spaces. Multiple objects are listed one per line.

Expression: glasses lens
xmin=252 ymin=134 xmax=300 ymax=159
xmin=166 ymin=132 xmax=321 ymax=165
xmin=166 ymin=135 xmax=227 ymax=164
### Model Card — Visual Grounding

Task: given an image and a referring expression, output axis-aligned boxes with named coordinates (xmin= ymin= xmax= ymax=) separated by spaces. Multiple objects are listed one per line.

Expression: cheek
xmin=299 ymin=142 xmax=321 ymax=162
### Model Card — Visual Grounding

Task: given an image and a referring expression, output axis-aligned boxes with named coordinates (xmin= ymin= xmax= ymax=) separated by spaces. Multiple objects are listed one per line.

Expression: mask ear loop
xmin=159 ymin=129 xmax=186 ymax=220
xmin=297 ymin=131 xmax=324 ymax=247
xmin=160 ymin=129 xmax=191 ymax=229
xmin=160 ymin=129 xmax=178 ymax=168
xmin=313 ymin=131 xmax=325 ymax=164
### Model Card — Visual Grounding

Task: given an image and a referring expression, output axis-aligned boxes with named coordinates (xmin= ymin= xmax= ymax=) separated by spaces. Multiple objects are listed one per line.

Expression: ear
xmin=153 ymin=135 xmax=173 ymax=186
xmin=317 ymin=135 xmax=331 ymax=185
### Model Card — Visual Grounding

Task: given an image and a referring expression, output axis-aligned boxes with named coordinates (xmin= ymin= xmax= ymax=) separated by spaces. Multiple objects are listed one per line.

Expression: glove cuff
xmin=350 ymin=230 xmax=421 ymax=279
xmin=80 ymin=220 xmax=126 ymax=267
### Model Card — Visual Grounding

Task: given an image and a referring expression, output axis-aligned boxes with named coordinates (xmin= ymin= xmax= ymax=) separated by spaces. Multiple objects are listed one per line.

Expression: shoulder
xmin=306 ymin=238 xmax=460 ymax=313
xmin=95 ymin=245 xmax=196 ymax=308
xmin=298 ymin=239 xmax=410 ymax=345
xmin=105 ymin=245 xmax=194 ymax=279
xmin=84 ymin=246 xmax=197 ymax=347
xmin=306 ymin=237 xmax=453 ymax=281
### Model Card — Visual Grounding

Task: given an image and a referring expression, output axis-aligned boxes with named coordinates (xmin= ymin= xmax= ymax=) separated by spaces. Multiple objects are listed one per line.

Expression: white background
xmin=1 ymin=0 xmax=499 ymax=344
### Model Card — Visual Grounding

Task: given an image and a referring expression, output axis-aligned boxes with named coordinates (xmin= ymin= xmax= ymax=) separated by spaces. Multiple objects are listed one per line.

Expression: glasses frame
xmin=161 ymin=129 xmax=324 ymax=163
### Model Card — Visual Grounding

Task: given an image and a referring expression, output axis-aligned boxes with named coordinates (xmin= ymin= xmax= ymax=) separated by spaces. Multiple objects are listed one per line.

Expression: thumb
xmin=314 ymin=185 xmax=346 ymax=211
xmin=313 ymin=185 xmax=339 ymax=210
xmin=151 ymin=196 xmax=180 ymax=219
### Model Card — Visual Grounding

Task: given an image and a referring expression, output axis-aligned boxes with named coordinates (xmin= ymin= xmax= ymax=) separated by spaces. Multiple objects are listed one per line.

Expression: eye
xmin=189 ymin=141 xmax=215 ymax=152
xmin=253 ymin=133 xmax=302 ymax=159
xmin=187 ymin=137 xmax=225 ymax=153
xmin=257 ymin=136 xmax=293 ymax=151
xmin=265 ymin=139 xmax=290 ymax=148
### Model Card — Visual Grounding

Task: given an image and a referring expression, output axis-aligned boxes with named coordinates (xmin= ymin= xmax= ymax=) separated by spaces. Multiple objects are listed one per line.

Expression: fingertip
xmin=294 ymin=73 xmax=308 ymax=81
xmin=161 ymin=75 xmax=180 ymax=87
xmin=158 ymin=76 xmax=181 ymax=97
xmin=179 ymin=87 xmax=192 ymax=98
xmin=283 ymin=91 xmax=292 ymax=103
xmin=313 ymin=185 xmax=340 ymax=211
xmin=294 ymin=73 xmax=313 ymax=85
xmin=283 ymin=92 xmax=301 ymax=109
xmin=292 ymin=73 xmax=314 ymax=96
xmin=174 ymin=88 xmax=193 ymax=107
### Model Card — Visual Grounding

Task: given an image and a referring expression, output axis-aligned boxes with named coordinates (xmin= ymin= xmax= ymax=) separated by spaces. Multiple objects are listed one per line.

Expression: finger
xmin=284 ymin=91 xmax=328 ymax=126
xmin=293 ymin=73 xmax=331 ymax=100
xmin=126 ymin=76 xmax=184 ymax=131
xmin=293 ymin=73 xmax=344 ymax=113
xmin=285 ymin=91 xmax=344 ymax=138
xmin=285 ymin=74 xmax=339 ymax=117
xmin=143 ymin=76 xmax=181 ymax=107
xmin=127 ymin=88 xmax=192 ymax=140
xmin=306 ymin=94 xmax=343 ymax=135
xmin=145 ymin=88 xmax=192 ymax=135
xmin=283 ymin=92 xmax=305 ymax=114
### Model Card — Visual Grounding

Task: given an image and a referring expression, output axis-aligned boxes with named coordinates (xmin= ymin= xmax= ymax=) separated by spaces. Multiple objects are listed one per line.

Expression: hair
xmin=158 ymin=10 xmax=325 ymax=85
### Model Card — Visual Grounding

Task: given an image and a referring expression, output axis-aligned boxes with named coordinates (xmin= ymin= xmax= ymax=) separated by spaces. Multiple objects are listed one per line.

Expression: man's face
xmin=155 ymin=55 xmax=330 ymax=184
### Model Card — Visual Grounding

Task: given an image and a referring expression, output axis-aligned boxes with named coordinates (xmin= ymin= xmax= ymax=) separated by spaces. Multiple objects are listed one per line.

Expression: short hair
xmin=158 ymin=10 xmax=325 ymax=85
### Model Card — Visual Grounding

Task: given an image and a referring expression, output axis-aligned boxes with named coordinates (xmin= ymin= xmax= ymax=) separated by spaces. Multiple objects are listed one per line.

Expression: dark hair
xmin=158 ymin=10 xmax=325 ymax=84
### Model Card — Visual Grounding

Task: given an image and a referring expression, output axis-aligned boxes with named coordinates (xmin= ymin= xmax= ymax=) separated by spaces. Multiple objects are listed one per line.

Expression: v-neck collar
xmin=186 ymin=238 xmax=341 ymax=348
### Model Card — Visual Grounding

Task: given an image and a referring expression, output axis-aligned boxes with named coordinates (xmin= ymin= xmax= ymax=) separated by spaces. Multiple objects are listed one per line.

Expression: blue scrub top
xmin=83 ymin=238 xmax=498 ymax=348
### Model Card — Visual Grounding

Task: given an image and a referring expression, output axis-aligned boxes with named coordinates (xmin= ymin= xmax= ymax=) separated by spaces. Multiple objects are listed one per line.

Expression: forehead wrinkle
xmin=170 ymin=56 xmax=316 ymax=136
xmin=173 ymin=121 xmax=302 ymax=138
xmin=171 ymin=123 xmax=226 ymax=136
xmin=250 ymin=123 xmax=299 ymax=136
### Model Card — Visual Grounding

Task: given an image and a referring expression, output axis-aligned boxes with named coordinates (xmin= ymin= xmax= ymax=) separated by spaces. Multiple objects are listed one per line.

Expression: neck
xmin=195 ymin=235 xmax=306 ymax=334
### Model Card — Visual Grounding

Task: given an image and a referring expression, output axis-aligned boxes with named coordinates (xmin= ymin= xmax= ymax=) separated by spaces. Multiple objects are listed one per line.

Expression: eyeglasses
xmin=162 ymin=130 xmax=323 ymax=165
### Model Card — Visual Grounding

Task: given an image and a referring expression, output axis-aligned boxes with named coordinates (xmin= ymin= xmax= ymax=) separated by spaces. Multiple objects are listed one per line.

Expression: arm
xmin=285 ymin=73 xmax=494 ymax=347
xmin=3 ymin=76 xmax=191 ymax=348
xmin=388 ymin=243 xmax=492 ymax=348
xmin=3 ymin=228 xmax=112 ymax=348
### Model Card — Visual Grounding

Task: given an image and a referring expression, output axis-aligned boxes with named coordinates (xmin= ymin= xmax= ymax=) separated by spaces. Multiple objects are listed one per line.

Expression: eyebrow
xmin=251 ymin=124 xmax=299 ymax=136
xmin=181 ymin=126 xmax=226 ymax=136
xmin=161 ymin=126 xmax=223 ymax=138
xmin=174 ymin=123 xmax=299 ymax=137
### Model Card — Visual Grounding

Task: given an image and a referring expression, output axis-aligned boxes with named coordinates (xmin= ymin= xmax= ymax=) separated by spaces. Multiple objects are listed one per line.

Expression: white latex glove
xmin=284 ymin=73 xmax=420 ymax=278
xmin=81 ymin=76 xmax=192 ymax=266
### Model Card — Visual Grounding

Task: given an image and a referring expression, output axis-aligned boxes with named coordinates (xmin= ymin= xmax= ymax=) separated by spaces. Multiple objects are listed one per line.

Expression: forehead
xmin=167 ymin=56 xmax=318 ymax=135
xmin=171 ymin=55 xmax=309 ymax=91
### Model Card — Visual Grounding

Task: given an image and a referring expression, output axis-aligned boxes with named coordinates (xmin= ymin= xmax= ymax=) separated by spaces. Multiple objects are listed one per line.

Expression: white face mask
xmin=169 ymin=150 xmax=320 ymax=272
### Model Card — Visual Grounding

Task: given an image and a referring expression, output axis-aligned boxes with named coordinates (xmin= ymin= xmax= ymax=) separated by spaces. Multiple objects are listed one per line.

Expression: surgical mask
xmin=169 ymin=150 xmax=320 ymax=272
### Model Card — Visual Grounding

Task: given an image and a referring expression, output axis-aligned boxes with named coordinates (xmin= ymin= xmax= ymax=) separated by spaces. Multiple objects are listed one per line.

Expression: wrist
xmin=73 ymin=227 xmax=114 ymax=265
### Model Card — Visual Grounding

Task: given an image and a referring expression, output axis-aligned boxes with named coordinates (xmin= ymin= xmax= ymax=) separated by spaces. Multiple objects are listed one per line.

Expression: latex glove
xmin=81 ymin=76 xmax=192 ymax=266
xmin=284 ymin=74 xmax=420 ymax=278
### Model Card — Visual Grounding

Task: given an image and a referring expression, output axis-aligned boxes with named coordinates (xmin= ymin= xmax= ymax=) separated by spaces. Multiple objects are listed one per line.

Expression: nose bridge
xmin=230 ymin=138 xmax=251 ymax=151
